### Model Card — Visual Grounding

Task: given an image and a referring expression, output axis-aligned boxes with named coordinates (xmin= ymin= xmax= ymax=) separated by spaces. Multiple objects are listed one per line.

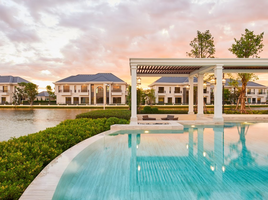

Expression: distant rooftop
xmin=0 ymin=75 xmax=30 ymax=83
xmin=55 ymin=73 xmax=125 ymax=83
xmin=37 ymin=91 xmax=49 ymax=97
xmin=150 ymin=77 xmax=266 ymax=87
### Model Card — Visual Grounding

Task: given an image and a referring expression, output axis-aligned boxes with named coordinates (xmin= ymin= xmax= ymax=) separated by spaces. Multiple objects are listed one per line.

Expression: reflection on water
xmin=0 ymin=109 xmax=92 ymax=141
xmin=53 ymin=123 xmax=268 ymax=200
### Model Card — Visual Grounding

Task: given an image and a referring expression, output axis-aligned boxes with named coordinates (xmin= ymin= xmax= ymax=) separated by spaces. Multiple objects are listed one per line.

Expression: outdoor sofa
xmin=142 ymin=115 xmax=156 ymax=120
xmin=161 ymin=115 xmax=178 ymax=120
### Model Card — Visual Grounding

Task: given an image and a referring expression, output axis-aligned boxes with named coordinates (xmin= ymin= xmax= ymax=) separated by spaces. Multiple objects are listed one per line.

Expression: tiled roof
xmin=37 ymin=91 xmax=49 ymax=97
xmin=0 ymin=76 xmax=30 ymax=83
xmin=225 ymin=79 xmax=266 ymax=87
xmin=56 ymin=73 xmax=125 ymax=83
xmin=152 ymin=77 xmax=198 ymax=84
xmin=152 ymin=77 xmax=266 ymax=87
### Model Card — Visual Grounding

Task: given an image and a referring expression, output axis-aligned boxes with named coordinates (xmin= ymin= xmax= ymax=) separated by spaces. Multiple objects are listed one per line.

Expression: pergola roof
xmin=130 ymin=58 xmax=268 ymax=77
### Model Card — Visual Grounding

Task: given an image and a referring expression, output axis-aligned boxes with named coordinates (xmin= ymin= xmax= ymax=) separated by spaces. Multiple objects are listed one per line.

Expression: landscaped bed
xmin=0 ymin=117 xmax=128 ymax=200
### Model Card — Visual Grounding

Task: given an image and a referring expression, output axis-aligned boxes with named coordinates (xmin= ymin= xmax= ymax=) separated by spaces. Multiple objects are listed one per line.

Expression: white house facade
xmin=0 ymin=75 xmax=30 ymax=104
xmin=54 ymin=73 xmax=127 ymax=105
xmin=149 ymin=77 xmax=267 ymax=105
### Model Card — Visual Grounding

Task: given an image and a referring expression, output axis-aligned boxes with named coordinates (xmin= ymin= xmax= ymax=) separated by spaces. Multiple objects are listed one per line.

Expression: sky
xmin=1 ymin=0 xmax=268 ymax=91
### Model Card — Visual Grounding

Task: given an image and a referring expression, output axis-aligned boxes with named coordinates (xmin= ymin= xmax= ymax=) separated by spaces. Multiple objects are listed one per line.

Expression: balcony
xmin=79 ymin=90 xmax=89 ymax=96
xmin=0 ymin=90 xmax=10 ymax=96
xmin=112 ymin=89 xmax=122 ymax=95
xmin=58 ymin=90 xmax=72 ymax=95
xmin=158 ymin=90 xmax=165 ymax=94
xmin=174 ymin=91 xmax=182 ymax=95
xmin=258 ymin=92 xmax=266 ymax=95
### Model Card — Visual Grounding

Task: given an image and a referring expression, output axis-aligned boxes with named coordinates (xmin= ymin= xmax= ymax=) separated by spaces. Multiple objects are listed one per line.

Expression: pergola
xmin=130 ymin=58 xmax=268 ymax=124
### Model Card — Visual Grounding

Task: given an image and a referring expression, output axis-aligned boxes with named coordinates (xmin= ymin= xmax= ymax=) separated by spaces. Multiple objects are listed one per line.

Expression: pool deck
xmin=19 ymin=114 xmax=268 ymax=200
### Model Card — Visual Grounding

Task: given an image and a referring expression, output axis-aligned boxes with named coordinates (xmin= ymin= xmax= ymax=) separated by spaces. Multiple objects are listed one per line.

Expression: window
xmin=1 ymin=97 xmax=6 ymax=104
xmin=3 ymin=86 xmax=8 ymax=92
xmin=158 ymin=87 xmax=164 ymax=93
xmin=73 ymin=97 xmax=79 ymax=104
xmin=81 ymin=85 xmax=88 ymax=92
xmin=174 ymin=87 xmax=180 ymax=93
xmin=112 ymin=85 xmax=121 ymax=92
xmin=168 ymin=97 xmax=172 ymax=104
xmin=113 ymin=97 xmax=121 ymax=104
xmin=175 ymin=98 xmax=181 ymax=104
xmin=169 ymin=87 xmax=171 ymax=93
xmin=257 ymin=98 xmax=261 ymax=103
xmin=252 ymin=98 xmax=256 ymax=103
xmin=81 ymin=97 xmax=89 ymax=104
xmin=96 ymin=86 xmax=104 ymax=103
xmin=247 ymin=98 xmax=251 ymax=103
xmin=203 ymin=88 xmax=207 ymax=93
xmin=247 ymin=89 xmax=251 ymax=94
xmin=158 ymin=97 xmax=164 ymax=103
xmin=65 ymin=97 xmax=71 ymax=104
xmin=91 ymin=85 xmax=94 ymax=104
xmin=74 ymin=85 xmax=76 ymax=93
xmin=63 ymin=85 xmax=70 ymax=92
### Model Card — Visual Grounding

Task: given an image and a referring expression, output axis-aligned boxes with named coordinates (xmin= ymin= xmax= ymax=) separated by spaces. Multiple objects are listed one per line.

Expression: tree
xmin=126 ymin=85 xmax=144 ymax=111
xmin=18 ymin=82 xmax=39 ymax=106
xmin=12 ymin=85 xmax=26 ymax=105
xmin=46 ymin=85 xmax=55 ymax=104
xmin=186 ymin=30 xmax=215 ymax=58
xmin=144 ymin=88 xmax=156 ymax=105
xmin=228 ymin=29 xmax=264 ymax=113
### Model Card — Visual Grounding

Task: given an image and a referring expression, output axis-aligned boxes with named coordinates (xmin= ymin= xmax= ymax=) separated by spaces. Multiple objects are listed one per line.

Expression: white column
xmin=88 ymin=84 xmax=91 ymax=105
xmin=188 ymin=76 xmax=194 ymax=114
xmin=197 ymin=73 xmax=204 ymax=117
xmin=121 ymin=85 xmax=126 ymax=104
xmin=109 ymin=84 xmax=112 ymax=104
xmin=214 ymin=64 xmax=223 ymax=122
xmin=94 ymin=85 xmax=96 ymax=104
xmin=103 ymin=83 xmax=106 ymax=105
xmin=131 ymin=64 xmax=137 ymax=124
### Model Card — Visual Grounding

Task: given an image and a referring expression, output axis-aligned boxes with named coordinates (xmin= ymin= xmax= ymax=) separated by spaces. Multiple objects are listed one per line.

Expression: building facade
xmin=0 ymin=75 xmax=30 ymax=104
xmin=149 ymin=77 xmax=267 ymax=104
xmin=54 ymin=73 xmax=127 ymax=105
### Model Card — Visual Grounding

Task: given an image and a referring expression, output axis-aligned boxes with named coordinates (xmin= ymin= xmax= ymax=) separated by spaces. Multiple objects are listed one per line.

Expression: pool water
xmin=53 ymin=123 xmax=268 ymax=200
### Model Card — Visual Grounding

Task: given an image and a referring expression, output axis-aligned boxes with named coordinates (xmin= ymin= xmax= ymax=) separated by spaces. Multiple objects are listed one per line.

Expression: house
xmin=0 ymin=75 xmax=30 ymax=104
xmin=148 ymin=77 xmax=211 ymax=105
xmin=149 ymin=77 xmax=267 ymax=104
xmin=54 ymin=73 xmax=127 ymax=105
xmin=36 ymin=91 xmax=50 ymax=101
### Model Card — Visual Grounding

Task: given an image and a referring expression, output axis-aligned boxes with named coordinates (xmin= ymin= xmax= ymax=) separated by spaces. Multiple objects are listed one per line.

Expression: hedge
xmin=0 ymin=117 xmax=128 ymax=200
xmin=139 ymin=106 xmax=188 ymax=114
xmin=76 ymin=109 xmax=131 ymax=120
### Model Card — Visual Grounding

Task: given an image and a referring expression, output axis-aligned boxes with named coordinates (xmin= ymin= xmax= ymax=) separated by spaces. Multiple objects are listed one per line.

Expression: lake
xmin=0 ymin=109 xmax=93 ymax=141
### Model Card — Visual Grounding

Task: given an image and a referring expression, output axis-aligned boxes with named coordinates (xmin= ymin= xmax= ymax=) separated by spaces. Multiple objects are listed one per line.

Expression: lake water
xmin=0 ymin=109 xmax=93 ymax=141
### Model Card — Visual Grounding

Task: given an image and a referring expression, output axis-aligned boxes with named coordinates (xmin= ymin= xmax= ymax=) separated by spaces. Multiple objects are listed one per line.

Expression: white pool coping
xmin=19 ymin=130 xmax=115 ymax=200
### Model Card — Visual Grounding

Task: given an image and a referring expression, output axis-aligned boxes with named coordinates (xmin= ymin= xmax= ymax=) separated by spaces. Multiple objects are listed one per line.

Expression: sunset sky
xmin=1 ymin=0 xmax=268 ymax=91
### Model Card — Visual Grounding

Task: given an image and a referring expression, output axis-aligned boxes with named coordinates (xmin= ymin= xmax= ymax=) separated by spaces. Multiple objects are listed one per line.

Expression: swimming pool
xmin=53 ymin=123 xmax=268 ymax=199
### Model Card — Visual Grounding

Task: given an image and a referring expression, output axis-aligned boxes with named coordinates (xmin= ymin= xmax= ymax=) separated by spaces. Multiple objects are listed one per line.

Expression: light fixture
xmin=186 ymin=85 xmax=190 ymax=89
xmin=222 ymin=78 xmax=226 ymax=85
xmin=136 ymin=145 xmax=139 ymax=149
xmin=191 ymin=125 xmax=195 ymax=128
xmin=138 ymin=165 xmax=141 ymax=171
xmin=210 ymin=78 xmax=216 ymax=84
xmin=137 ymin=77 xmax=141 ymax=85
xmin=222 ymin=166 xmax=226 ymax=172
xmin=186 ymin=144 xmax=189 ymax=149
xmin=203 ymin=152 xmax=207 ymax=157
xmin=144 ymin=130 xmax=149 ymax=133
xmin=210 ymin=165 xmax=215 ymax=171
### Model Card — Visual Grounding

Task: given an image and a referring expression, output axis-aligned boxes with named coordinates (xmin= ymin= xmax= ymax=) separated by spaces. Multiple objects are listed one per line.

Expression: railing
xmin=0 ymin=90 xmax=9 ymax=93
xmin=158 ymin=90 xmax=165 ymax=93
xmin=58 ymin=90 xmax=72 ymax=93
xmin=112 ymin=90 xmax=122 ymax=92
xmin=258 ymin=92 xmax=266 ymax=94
xmin=81 ymin=90 xmax=88 ymax=93
xmin=174 ymin=91 xmax=181 ymax=94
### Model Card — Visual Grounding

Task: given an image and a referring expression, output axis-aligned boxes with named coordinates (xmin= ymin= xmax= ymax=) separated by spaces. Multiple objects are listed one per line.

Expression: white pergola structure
xmin=130 ymin=58 xmax=268 ymax=124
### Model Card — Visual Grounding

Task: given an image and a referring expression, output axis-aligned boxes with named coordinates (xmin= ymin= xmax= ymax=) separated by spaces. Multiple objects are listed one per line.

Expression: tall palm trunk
xmin=240 ymin=81 xmax=247 ymax=113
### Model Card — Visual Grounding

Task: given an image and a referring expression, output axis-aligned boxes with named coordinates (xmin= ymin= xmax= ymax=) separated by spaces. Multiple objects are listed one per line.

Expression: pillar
xmin=214 ymin=65 xmax=223 ymax=122
xmin=130 ymin=64 xmax=137 ymax=124
xmin=109 ymin=84 xmax=112 ymax=104
xmin=188 ymin=76 xmax=194 ymax=114
xmin=197 ymin=73 xmax=204 ymax=117
xmin=103 ymin=83 xmax=106 ymax=105
xmin=94 ymin=85 xmax=96 ymax=104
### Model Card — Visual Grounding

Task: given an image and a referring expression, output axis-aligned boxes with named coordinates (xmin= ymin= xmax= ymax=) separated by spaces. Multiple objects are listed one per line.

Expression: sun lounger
xmin=161 ymin=115 xmax=178 ymax=120
xmin=142 ymin=115 xmax=156 ymax=120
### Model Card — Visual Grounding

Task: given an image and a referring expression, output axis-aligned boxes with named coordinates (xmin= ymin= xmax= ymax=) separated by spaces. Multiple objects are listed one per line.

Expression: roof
xmin=150 ymin=77 xmax=198 ymax=85
xmin=225 ymin=79 xmax=266 ymax=87
xmin=0 ymin=76 xmax=30 ymax=83
xmin=150 ymin=77 xmax=267 ymax=88
xmin=37 ymin=91 xmax=49 ymax=97
xmin=130 ymin=58 xmax=268 ymax=77
xmin=55 ymin=73 xmax=125 ymax=83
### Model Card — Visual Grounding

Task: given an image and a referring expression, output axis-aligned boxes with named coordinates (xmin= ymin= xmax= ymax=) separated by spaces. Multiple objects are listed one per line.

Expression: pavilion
xmin=129 ymin=58 xmax=268 ymax=124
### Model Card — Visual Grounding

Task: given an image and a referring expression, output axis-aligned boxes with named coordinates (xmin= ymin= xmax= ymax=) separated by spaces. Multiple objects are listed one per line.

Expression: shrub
xmin=76 ymin=109 xmax=131 ymax=120
xmin=152 ymin=107 xmax=159 ymax=114
xmin=143 ymin=106 xmax=152 ymax=114
xmin=0 ymin=117 xmax=128 ymax=199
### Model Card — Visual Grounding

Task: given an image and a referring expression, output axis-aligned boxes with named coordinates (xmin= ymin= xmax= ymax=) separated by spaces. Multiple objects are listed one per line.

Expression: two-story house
xmin=149 ymin=77 xmax=211 ymax=105
xmin=54 ymin=73 xmax=127 ymax=105
xmin=0 ymin=75 xmax=30 ymax=104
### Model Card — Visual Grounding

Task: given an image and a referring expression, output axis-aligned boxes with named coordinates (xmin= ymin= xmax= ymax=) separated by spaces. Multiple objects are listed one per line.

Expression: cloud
xmin=1 ymin=0 xmax=268 ymax=88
